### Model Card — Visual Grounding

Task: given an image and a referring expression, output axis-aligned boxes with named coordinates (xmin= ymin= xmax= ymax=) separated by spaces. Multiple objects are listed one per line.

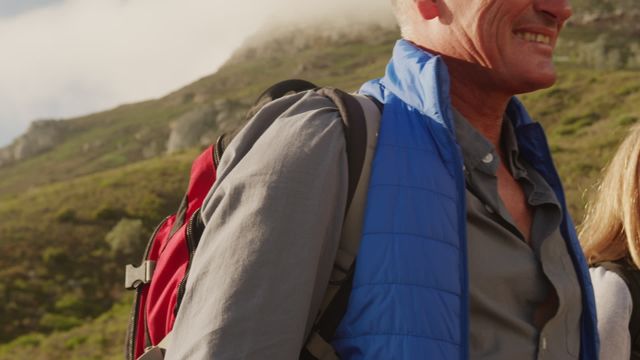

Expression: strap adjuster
xmin=125 ymin=261 xmax=156 ymax=290
xmin=136 ymin=346 xmax=165 ymax=360
xmin=304 ymin=331 xmax=340 ymax=360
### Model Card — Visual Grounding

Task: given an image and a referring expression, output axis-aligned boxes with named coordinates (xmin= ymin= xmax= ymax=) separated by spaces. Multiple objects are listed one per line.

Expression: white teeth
xmin=515 ymin=32 xmax=551 ymax=45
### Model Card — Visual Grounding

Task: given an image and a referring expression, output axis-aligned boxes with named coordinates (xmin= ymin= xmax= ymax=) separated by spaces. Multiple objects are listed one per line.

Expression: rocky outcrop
xmin=0 ymin=119 xmax=68 ymax=167
xmin=569 ymin=6 xmax=640 ymax=31
xmin=166 ymin=99 xmax=245 ymax=154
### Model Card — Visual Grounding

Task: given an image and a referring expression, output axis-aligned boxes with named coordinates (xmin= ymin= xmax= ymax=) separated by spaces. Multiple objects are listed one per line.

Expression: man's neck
xmin=445 ymin=59 xmax=511 ymax=148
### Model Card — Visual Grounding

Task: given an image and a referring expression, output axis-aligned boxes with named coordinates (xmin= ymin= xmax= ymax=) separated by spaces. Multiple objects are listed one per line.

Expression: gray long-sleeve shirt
xmin=165 ymin=92 xmax=349 ymax=359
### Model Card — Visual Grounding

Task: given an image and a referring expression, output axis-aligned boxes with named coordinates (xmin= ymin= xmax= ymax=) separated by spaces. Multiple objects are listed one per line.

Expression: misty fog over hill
xmin=0 ymin=0 xmax=393 ymax=148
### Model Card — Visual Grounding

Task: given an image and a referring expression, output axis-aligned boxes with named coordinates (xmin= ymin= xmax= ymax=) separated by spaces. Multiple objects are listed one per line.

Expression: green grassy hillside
xmin=0 ymin=296 xmax=131 ymax=360
xmin=0 ymin=26 xmax=397 ymax=348
xmin=520 ymin=66 xmax=640 ymax=218
xmin=1 ymin=8 xmax=639 ymax=359
xmin=0 ymin=150 xmax=196 ymax=342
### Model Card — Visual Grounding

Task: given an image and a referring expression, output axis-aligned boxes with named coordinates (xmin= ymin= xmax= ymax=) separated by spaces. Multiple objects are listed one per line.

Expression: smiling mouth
xmin=514 ymin=32 xmax=551 ymax=45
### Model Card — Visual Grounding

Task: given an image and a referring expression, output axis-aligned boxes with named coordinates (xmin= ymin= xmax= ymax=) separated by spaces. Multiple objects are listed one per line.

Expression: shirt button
xmin=482 ymin=153 xmax=494 ymax=164
xmin=541 ymin=336 xmax=548 ymax=351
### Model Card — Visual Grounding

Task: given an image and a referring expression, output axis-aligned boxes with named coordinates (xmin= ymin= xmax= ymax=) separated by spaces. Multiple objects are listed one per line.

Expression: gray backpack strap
xmin=338 ymin=94 xmax=382 ymax=271
xmin=301 ymin=94 xmax=381 ymax=360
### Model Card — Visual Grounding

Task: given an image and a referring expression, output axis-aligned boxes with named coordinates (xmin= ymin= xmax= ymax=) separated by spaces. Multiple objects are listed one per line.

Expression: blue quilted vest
xmin=332 ymin=40 xmax=599 ymax=359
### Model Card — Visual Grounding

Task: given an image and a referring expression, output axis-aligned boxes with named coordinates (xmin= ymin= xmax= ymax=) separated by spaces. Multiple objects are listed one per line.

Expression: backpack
xmin=598 ymin=260 xmax=640 ymax=360
xmin=124 ymin=79 xmax=382 ymax=360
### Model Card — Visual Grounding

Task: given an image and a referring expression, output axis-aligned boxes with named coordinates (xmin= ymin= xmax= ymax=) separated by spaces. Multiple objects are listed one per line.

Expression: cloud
xmin=0 ymin=0 xmax=393 ymax=147
xmin=0 ymin=0 xmax=62 ymax=18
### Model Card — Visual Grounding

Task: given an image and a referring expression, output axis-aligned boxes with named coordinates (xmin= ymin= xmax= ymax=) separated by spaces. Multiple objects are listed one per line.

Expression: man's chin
xmin=512 ymin=72 xmax=557 ymax=94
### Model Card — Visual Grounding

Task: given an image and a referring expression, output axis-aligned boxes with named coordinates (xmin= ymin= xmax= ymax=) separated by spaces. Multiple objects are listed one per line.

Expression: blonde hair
xmin=580 ymin=124 xmax=640 ymax=268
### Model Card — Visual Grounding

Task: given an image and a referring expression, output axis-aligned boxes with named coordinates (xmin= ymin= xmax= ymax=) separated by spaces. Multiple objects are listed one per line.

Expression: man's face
xmin=439 ymin=0 xmax=572 ymax=94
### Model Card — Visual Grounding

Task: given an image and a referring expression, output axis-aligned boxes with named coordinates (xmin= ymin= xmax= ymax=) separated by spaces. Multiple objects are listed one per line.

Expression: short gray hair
xmin=390 ymin=0 xmax=415 ymax=38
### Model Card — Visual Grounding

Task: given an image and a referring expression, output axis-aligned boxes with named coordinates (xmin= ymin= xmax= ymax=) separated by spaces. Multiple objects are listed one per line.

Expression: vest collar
xmin=363 ymin=40 xmax=538 ymax=130
xmin=380 ymin=40 xmax=453 ymax=128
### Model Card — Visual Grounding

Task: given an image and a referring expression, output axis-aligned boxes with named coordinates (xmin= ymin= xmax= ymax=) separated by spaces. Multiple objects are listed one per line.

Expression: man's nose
xmin=534 ymin=0 xmax=573 ymax=25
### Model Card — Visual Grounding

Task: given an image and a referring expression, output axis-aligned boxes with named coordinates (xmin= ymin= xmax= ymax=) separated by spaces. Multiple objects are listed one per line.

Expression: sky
xmin=0 ymin=0 xmax=392 ymax=147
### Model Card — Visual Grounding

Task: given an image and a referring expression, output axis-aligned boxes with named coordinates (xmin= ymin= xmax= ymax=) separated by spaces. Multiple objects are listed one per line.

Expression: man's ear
xmin=416 ymin=0 xmax=439 ymax=20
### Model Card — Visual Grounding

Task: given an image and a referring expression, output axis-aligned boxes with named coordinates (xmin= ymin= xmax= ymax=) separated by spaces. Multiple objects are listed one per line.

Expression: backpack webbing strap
xmin=300 ymin=264 xmax=355 ymax=360
xmin=245 ymin=79 xmax=318 ymax=125
xmin=599 ymin=260 xmax=640 ymax=357
xmin=315 ymin=88 xmax=368 ymax=213
xmin=300 ymin=94 xmax=382 ymax=360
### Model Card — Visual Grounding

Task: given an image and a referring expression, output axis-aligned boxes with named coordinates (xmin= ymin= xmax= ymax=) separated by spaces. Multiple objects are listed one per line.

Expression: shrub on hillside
xmin=39 ymin=313 xmax=82 ymax=332
xmin=555 ymin=112 xmax=600 ymax=136
xmin=105 ymin=218 xmax=145 ymax=259
xmin=628 ymin=43 xmax=640 ymax=69
xmin=42 ymin=247 xmax=70 ymax=267
xmin=6 ymin=332 xmax=44 ymax=349
xmin=55 ymin=208 xmax=77 ymax=223
xmin=618 ymin=115 xmax=639 ymax=126
xmin=93 ymin=206 xmax=128 ymax=222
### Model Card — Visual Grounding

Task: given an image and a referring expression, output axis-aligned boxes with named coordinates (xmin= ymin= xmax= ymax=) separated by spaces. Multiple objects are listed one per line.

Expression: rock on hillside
xmin=166 ymin=99 xmax=246 ymax=154
xmin=0 ymin=119 xmax=68 ymax=167
xmin=567 ymin=0 xmax=640 ymax=31
xmin=570 ymin=8 xmax=640 ymax=32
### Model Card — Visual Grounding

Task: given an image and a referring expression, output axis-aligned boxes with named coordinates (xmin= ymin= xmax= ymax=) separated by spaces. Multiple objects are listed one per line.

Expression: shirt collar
xmin=452 ymin=109 xmax=529 ymax=179
xmin=452 ymin=109 xmax=496 ymax=174
xmin=501 ymin=116 xmax=528 ymax=178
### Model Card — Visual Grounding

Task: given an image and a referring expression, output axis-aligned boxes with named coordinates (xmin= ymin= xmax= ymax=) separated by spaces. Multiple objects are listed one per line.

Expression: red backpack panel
xmin=126 ymin=146 xmax=215 ymax=359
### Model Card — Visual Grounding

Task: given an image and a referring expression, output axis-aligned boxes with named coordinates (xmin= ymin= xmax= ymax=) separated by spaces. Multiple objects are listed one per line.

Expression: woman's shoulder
xmin=590 ymin=266 xmax=634 ymax=316
xmin=591 ymin=266 xmax=634 ymax=360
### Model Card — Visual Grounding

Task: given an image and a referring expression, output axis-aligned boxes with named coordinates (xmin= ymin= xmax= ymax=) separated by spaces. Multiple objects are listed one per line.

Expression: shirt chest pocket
xmin=561 ymin=254 xmax=581 ymax=358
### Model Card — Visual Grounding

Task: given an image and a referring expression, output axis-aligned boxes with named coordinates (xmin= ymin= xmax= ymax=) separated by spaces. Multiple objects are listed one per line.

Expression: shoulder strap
xmin=215 ymin=81 xmax=371 ymax=216
xmin=300 ymin=94 xmax=382 ymax=360
xmin=249 ymin=79 xmax=318 ymax=118
xmin=314 ymin=88 xmax=369 ymax=212
xmin=599 ymin=260 xmax=640 ymax=357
